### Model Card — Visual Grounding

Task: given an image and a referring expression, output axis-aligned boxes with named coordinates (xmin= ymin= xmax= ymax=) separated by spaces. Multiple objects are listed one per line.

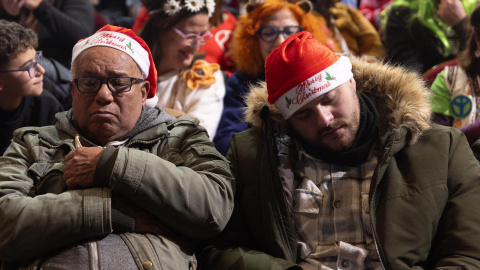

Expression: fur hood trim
xmin=243 ymin=57 xmax=432 ymax=145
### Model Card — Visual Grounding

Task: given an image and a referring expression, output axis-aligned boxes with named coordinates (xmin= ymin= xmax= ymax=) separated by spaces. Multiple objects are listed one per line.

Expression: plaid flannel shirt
xmin=292 ymin=143 xmax=382 ymax=270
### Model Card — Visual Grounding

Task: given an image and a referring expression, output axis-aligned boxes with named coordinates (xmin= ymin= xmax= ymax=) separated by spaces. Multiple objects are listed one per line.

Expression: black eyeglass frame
xmin=257 ymin=26 xmax=304 ymax=43
xmin=72 ymin=77 xmax=145 ymax=94
xmin=0 ymin=51 xmax=43 ymax=79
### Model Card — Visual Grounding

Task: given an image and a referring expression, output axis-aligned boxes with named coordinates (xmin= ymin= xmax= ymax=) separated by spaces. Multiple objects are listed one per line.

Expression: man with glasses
xmin=0 ymin=25 xmax=233 ymax=269
xmin=0 ymin=20 xmax=63 ymax=156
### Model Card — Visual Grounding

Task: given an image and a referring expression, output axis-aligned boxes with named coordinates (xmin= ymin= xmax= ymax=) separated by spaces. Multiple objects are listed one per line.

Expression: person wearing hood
xmin=0 ymin=25 xmax=233 ymax=270
xmin=197 ymin=31 xmax=480 ymax=269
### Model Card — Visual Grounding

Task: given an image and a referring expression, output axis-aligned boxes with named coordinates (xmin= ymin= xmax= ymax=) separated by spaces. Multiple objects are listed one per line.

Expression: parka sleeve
xmin=99 ymin=117 xmax=234 ymax=240
xmin=196 ymin=189 xmax=300 ymax=270
xmin=430 ymin=130 xmax=480 ymax=268
xmin=0 ymin=132 xmax=112 ymax=261
xmin=197 ymin=131 xmax=301 ymax=270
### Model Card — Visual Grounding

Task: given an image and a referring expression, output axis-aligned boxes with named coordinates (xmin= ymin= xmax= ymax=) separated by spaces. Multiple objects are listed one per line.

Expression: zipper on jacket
xmin=371 ymin=182 xmax=386 ymax=270
xmin=261 ymin=106 xmax=297 ymax=263
xmin=369 ymin=136 xmax=395 ymax=270
xmin=125 ymin=135 xmax=165 ymax=148
xmin=88 ymin=241 xmax=100 ymax=270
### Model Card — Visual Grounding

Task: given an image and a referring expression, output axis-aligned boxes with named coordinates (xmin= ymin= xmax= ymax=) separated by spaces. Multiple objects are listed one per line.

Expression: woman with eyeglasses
xmin=0 ymin=20 xmax=63 ymax=155
xmin=213 ymin=0 xmax=338 ymax=156
xmin=139 ymin=0 xmax=226 ymax=139
xmin=132 ymin=0 xmax=238 ymax=77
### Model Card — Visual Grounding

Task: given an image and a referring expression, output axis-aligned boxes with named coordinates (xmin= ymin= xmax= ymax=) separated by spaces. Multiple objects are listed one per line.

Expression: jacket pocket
xmin=190 ymin=145 xmax=231 ymax=173
xmin=28 ymin=162 xmax=66 ymax=194
xmin=293 ymin=189 xmax=323 ymax=258
xmin=191 ymin=145 xmax=228 ymax=162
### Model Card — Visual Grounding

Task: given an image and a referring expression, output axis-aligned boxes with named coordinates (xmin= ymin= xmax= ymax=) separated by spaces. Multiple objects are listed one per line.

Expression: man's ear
xmin=349 ymin=77 xmax=356 ymax=90
xmin=69 ymin=80 xmax=75 ymax=96
xmin=141 ymin=81 xmax=149 ymax=107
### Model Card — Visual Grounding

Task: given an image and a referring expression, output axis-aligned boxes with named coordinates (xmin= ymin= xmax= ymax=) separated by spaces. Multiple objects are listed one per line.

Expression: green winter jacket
xmin=0 ymin=108 xmax=234 ymax=270
xmin=198 ymin=58 xmax=480 ymax=269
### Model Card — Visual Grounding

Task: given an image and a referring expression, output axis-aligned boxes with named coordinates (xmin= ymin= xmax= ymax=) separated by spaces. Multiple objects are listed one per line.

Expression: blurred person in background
xmin=0 ymin=20 xmax=63 ymax=156
xmin=430 ymin=5 xmax=480 ymax=145
xmin=310 ymin=0 xmax=385 ymax=62
xmin=139 ymin=0 xmax=226 ymax=138
xmin=0 ymin=0 xmax=94 ymax=69
xmin=0 ymin=0 xmax=95 ymax=109
xmin=383 ymin=0 xmax=476 ymax=73
xmin=196 ymin=0 xmax=237 ymax=77
xmin=133 ymin=0 xmax=237 ymax=76
xmin=359 ymin=0 xmax=393 ymax=32
xmin=93 ymin=0 xmax=142 ymax=28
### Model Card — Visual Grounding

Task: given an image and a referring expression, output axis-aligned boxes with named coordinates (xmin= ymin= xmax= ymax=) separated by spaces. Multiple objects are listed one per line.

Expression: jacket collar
xmin=39 ymin=107 xmax=175 ymax=147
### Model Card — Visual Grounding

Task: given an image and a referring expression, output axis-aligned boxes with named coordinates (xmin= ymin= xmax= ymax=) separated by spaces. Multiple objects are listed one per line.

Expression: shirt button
xmin=341 ymin=259 xmax=350 ymax=268
xmin=143 ymin=261 xmax=153 ymax=269
xmin=333 ymin=199 xmax=342 ymax=208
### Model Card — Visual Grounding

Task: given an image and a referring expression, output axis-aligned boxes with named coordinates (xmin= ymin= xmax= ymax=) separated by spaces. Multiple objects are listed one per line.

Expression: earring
xmin=475 ymin=50 xmax=480 ymax=58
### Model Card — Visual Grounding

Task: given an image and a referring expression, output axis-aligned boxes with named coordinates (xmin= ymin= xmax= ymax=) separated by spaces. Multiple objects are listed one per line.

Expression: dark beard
xmin=290 ymin=92 xmax=378 ymax=166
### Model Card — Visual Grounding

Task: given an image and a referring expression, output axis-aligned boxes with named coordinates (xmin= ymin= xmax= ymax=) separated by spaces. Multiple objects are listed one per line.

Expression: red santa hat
xmin=266 ymin=31 xmax=353 ymax=119
xmin=71 ymin=25 xmax=157 ymax=98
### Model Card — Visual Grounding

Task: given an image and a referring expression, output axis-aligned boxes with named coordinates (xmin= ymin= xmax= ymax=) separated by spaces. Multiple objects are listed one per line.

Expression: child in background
xmin=0 ymin=20 xmax=63 ymax=155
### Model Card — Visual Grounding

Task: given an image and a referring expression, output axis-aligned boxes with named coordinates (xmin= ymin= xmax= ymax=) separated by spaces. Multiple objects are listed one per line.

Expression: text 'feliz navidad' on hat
xmin=265 ymin=31 xmax=353 ymax=119
xmin=71 ymin=24 xmax=157 ymax=99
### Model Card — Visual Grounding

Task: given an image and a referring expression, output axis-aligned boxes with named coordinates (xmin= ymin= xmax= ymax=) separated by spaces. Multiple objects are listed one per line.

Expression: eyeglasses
xmin=0 ymin=51 xmax=43 ymax=78
xmin=257 ymin=26 xmax=303 ymax=43
xmin=73 ymin=77 xmax=144 ymax=94
xmin=173 ymin=27 xmax=213 ymax=46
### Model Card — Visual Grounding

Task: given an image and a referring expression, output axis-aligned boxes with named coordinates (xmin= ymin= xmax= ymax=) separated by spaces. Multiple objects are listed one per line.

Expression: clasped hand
xmin=64 ymin=146 xmax=104 ymax=188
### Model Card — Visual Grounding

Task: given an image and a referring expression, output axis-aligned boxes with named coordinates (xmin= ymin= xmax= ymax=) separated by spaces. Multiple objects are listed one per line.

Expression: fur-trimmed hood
xmin=243 ymin=57 xmax=432 ymax=145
